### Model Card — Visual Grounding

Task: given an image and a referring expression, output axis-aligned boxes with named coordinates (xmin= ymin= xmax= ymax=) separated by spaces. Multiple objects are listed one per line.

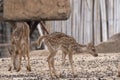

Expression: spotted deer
xmin=8 ymin=22 xmax=31 ymax=72
xmin=35 ymin=32 xmax=98 ymax=78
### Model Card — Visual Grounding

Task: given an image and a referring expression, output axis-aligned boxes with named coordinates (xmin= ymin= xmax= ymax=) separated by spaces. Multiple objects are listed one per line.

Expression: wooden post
xmin=40 ymin=21 xmax=49 ymax=34
xmin=93 ymin=0 xmax=101 ymax=45
xmin=83 ymin=0 xmax=93 ymax=44
xmin=107 ymin=0 xmax=114 ymax=38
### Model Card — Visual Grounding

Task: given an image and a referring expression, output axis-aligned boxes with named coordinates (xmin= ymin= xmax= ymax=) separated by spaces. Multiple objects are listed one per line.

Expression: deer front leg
xmin=8 ymin=54 xmax=16 ymax=71
xmin=68 ymin=52 xmax=75 ymax=77
xmin=16 ymin=54 xmax=22 ymax=72
xmin=8 ymin=56 xmax=13 ymax=71
xmin=13 ymin=54 xmax=17 ymax=70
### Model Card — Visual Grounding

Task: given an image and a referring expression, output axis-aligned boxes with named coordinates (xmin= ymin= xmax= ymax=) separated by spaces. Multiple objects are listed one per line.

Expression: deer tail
xmin=35 ymin=35 xmax=47 ymax=46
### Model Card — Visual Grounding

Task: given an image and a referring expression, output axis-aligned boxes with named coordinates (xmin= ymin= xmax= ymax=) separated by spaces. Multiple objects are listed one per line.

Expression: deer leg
xmin=24 ymin=42 xmax=31 ymax=71
xmin=62 ymin=52 xmax=67 ymax=65
xmin=26 ymin=54 xmax=31 ymax=71
xmin=68 ymin=52 xmax=75 ymax=76
xmin=51 ymin=53 xmax=60 ymax=78
xmin=8 ymin=53 xmax=17 ymax=71
xmin=13 ymin=54 xmax=17 ymax=70
xmin=16 ymin=54 xmax=22 ymax=72
xmin=47 ymin=54 xmax=53 ymax=77
xmin=26 ymin=48 xmax=31 ymax=71
xmin=61 ymin=47 xmax=68 ymax=66
xmin=45 ymin=40 xmax=58 ymax=78
xmin=118 ymin=70 xmax=120 ymax=77
xmin=47 ymin=51 xmax=59 ymax=78
xmin=23 ymin=55 xmax=26 ymax=60
xmin=8 ymin=55 xmax=14 ymax=71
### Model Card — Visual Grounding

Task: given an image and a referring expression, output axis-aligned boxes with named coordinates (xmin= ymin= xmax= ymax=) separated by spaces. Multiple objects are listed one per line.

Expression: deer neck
xmin=75 ymin=43 xmax=88 ymax=54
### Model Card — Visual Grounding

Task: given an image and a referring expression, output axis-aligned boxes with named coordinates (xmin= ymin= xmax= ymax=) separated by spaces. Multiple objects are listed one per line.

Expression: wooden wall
xmin=46 ymin=0 xmax=120 ymax=45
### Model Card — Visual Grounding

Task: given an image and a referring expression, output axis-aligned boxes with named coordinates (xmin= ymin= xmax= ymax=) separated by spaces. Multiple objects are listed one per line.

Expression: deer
xmin=8 ymin=22 xmax=31 ymax=72
xmin=35 ymin=32 xmax=98 ymax=78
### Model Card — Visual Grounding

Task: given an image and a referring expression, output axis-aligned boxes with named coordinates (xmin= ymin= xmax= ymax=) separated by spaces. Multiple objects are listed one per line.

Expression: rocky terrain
xmin=0 ymin=50 xmax=120 ymax=80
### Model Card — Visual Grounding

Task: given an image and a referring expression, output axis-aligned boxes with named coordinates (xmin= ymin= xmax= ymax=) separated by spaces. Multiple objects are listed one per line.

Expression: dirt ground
xmin=0 ymin=50 xmax=120 ymax=80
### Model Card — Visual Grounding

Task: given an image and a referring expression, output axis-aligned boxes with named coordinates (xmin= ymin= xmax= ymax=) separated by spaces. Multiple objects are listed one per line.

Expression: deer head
xmin=87 ymin=42 xmax=98 ymax=57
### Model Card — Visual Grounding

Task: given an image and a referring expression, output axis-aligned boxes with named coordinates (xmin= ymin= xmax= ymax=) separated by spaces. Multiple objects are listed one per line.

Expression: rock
xmin=4 ymin=0 xmax=70 ymax=21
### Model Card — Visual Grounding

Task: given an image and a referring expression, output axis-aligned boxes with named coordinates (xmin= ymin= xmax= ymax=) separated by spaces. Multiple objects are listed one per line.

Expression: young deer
xmin=35 ymin=32 xmax=98 ymax=78
xmin=8 ymin=22 xmax=31 ymax=72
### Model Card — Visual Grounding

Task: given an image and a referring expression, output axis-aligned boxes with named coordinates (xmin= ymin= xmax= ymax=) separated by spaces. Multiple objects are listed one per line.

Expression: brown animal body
xmin=35 ymin=32 xmax=98 ymax=78
xmin=8 ymin=22 xmax=31 ymax=72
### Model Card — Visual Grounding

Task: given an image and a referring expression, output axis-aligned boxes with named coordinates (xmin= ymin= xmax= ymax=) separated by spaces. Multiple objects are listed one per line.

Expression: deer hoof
xmin=8 ymin=66 xmax=12 ymax=71
xmin=27 ymin=66 xmax=31 ymax=72
xmin=73 ymin=74 xmax=78 ymax=78
xmin=16 ymin=67 xmax=21 ymax=72
xmin=117 ymin=72 xmax=120 ymax=77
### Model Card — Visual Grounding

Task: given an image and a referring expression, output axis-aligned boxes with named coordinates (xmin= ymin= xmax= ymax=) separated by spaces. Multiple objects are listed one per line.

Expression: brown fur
xmin=8 ymin=22 xmax=31 ymax=72
xmin=35 ymin=32 xmax=98 ymax=78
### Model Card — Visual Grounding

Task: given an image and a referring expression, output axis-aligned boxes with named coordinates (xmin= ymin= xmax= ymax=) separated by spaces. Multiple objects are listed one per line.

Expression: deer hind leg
xmin=45 ymin=41 xmax=59 ymax=78
xmin=26 ymin=46 xmax=31 ymax=71
xmin=62 ymin=49 xmax=67 ymax=65
xmin=51 ymin=52 xmax=60 ymax=78
xmin=26 ymin=54 xmax=31 ymax=71
xmin=47 ymin=54 xmax=53 ymax=77
xmin=62 ymin=53 xmax=66 ymax=65
xmin=47 ymin=52 xmax=59 ymax=78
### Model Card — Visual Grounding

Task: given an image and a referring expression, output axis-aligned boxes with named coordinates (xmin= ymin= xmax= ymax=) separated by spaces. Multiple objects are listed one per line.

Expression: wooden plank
xmin=78 ymin=0 xmax=82 ymax=43
xmin=107 ymin=0 xmax=114 ymax=38
xmin=99 ymin=0 xmax=108 ymax=41
xmin=94 ymin=0 xmax=101 ymax=45
xmin=118 ymin=0 xmax=120 ymax=32
xmin=73 ymin=0 xmax=79 ymax=42
xmin=61 ymin=21 xmax=67 ymax=34
xmin=113 ymin=0 xmax=117 ymax=34
xmin=66 ymin=0 xmax=73 ymax=36
xmin=72 ymin=0 xmax=76 ymax=39
xmin=80 ymin=0 xmax=84 ymax=44
xmin=116 ymin=0 xmax=120 ymax=33
xmin=83 ymin=0 xmax=93 ymax=44
xmin=83 ymin=0 xmax=88 ymax=44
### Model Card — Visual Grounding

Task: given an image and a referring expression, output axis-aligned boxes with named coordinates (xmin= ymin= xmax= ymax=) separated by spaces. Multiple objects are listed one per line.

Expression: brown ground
xmin=0 ymin=50 xmax=120 ymax=80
